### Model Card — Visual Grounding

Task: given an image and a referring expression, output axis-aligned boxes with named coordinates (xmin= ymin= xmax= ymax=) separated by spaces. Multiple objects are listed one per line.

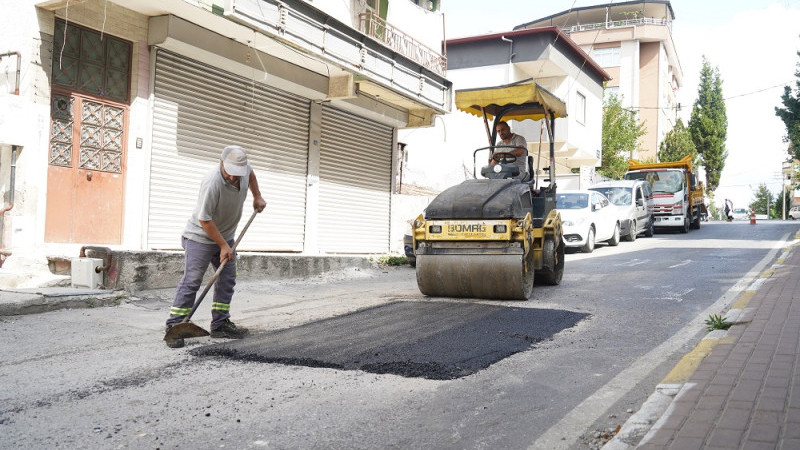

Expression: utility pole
xmin=782 ymin=161 xmax=793 ymax=220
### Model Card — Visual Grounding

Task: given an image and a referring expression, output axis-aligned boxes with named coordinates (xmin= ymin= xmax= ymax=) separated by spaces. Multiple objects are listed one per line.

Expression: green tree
xmin=775 ymin=50 xmax=800 ymax=161
xmin=658 ymin=118 xmax=698 ymax=165
xmin=749 ymin=184 xmax=774 ymax=217
xmin=689 ymin=57 xmax=728 ymax=191
xmin=600 ymin=93 xmax=645 ymax=179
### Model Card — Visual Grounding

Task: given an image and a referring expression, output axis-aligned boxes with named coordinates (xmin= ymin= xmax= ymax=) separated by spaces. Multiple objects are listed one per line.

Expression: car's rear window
xmin=556 ymin=193 xmax=589 ymax=209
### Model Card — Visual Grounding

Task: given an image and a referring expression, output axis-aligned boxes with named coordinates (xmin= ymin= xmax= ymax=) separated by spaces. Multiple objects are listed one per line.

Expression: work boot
xmin=164 ymin=325 xmax=185 ymax=349
xmin=210 ymin=319 xmax=249 ymax=339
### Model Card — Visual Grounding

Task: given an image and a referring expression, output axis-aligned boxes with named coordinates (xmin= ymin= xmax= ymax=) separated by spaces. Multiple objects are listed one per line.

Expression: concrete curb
xmin=0 ymin=289 xmax=128 ymax=316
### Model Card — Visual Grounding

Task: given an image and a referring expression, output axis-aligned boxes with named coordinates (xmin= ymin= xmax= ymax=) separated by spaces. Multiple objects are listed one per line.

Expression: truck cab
xmin=624 ymin=156 xmax=705 ymax=233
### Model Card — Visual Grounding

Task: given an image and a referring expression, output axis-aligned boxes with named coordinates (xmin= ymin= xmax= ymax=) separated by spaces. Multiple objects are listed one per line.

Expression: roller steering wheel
xmin=492 ymin=152 xmax=517 ymax=164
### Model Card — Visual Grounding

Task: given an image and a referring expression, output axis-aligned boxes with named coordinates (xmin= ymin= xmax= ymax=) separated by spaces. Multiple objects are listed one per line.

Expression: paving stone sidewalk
xmin=634 ymin=239 xmax=800 ymax=449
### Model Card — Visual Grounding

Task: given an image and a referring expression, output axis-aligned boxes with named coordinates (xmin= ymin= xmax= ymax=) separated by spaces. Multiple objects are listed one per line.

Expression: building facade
xmin=0 ymin=0 xmax=451 ymax=266
xmin=398 ymin=26 xmax=609 ymax=193
xmin=515 ymin=0 xmax=683 ymax=161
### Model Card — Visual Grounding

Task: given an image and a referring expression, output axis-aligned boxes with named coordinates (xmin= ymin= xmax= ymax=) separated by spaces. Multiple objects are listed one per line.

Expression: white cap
xmin=221 ymin=145 xmax=250 ymax=177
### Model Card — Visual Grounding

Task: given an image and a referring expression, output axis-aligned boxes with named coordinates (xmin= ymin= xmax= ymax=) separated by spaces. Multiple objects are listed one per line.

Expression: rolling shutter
xmin=319 ymin=105 xmax=393 ymax=253
xmin=149 ymin=51 xmax=309 ymax=251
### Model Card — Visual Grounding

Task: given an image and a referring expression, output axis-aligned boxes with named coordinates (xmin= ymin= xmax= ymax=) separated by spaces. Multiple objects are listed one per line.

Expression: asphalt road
xmin=1 ymin=220 xmax=797 ymax=449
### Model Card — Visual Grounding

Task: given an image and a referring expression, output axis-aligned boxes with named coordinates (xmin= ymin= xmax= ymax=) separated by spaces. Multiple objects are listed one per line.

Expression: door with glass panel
xmin=45 ymin=20 xmax=131 ymax=243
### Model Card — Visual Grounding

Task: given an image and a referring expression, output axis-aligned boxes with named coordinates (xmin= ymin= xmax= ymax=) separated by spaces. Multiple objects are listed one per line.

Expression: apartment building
xmin=515 ymin=0 xmax=683 ymax=161
xmin=0 ymin=0 xmax=451 ymax=266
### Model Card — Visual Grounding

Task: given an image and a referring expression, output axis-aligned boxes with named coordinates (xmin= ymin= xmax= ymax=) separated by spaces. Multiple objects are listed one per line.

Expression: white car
xmin=790 ymin=206 xmax=800 ymax=220
xmin=557 ymin=190 xmax=621 ymax=253
xmin=589 ymin=180 xmax=655 ymax=241
xmin=731 ymin=208 xmax=749 ymax=221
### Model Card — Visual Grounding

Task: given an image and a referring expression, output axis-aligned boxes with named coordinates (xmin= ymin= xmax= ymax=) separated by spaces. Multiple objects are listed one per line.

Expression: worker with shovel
xmin=164 ymin=145 xmax=266 ymax=348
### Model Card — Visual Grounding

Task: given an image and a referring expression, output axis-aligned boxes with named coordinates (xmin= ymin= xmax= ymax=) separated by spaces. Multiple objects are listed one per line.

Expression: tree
xmin=600 ymin=93 xmax=646 ymax=179
xmin=658 ymin=118 xmax=698 ymax=165
xmin=689 ymin=57 xmax=727 ymax=192
xmin=776 ymin=186 xmax=792 ymax=219
xmin=775 ymin=50 xmax=800 ymax=161
xmin=749 ymin=183 xmax=774 ymax=217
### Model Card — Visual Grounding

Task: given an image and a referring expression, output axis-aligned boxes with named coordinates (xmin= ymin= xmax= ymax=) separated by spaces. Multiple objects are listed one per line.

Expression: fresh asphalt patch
xmin=192 ymin=301 xmax=588 ymax=380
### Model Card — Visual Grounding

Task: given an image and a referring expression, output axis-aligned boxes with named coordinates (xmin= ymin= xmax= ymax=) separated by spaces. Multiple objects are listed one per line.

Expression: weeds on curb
xmin=378 ymin=256 xmax=408 ymax=266
xmin=705 ymin=313 xmax=732 ymax=332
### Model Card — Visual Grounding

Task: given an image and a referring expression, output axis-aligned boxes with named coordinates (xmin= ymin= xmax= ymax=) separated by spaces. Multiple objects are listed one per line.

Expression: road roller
xmin=411 ymin=80 xmax=566 ymax=300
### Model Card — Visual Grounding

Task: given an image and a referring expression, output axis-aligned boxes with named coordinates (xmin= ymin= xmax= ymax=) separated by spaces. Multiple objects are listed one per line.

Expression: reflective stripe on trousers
xmin=166 ymin=236 xmax=236 ymax=330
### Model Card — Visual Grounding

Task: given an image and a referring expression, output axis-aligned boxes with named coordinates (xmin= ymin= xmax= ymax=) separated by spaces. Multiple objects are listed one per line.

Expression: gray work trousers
xmin=166 ymin=236 xmax=237 ymax=331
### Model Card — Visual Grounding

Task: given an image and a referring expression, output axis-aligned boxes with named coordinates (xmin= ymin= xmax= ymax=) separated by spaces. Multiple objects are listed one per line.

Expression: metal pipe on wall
xmin=0 ymin=145 xmax=19 ymax=265
xmin=0 ymin=51 xmax=22 ymax=266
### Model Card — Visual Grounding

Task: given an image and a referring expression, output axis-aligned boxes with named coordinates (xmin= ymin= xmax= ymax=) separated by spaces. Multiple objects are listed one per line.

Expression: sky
xmin=440 ymin=0 xmax=800 ymax=211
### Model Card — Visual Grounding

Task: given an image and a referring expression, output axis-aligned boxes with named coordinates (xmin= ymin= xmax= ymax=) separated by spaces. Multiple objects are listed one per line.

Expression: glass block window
xmin=49 ymin=94 xmax=74 ymax=167
xmin=79 ymin=100 xmax=124 ymax=173
xmin=52 ymin=20 xmax=131 ymax=102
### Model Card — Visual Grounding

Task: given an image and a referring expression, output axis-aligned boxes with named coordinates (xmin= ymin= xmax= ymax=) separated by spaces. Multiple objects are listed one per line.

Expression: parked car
xmin=589 ymin=180 xmax=654 ymax=241
xmin=731 ymin=208 xmax=749 ymax=221
xmin=790 ymin=206 xmax=800 ymax=220
xmin=556 ymin=190 xmax=621 ymax=253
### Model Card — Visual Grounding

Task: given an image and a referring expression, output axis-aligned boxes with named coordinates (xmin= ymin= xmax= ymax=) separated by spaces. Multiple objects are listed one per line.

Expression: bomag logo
xmin=449 ymin=223 xmax=486 ymax=233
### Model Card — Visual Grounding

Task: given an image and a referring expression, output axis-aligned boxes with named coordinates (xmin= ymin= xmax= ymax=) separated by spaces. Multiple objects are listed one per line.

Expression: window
xmin=604 ymin=86 xmax=620 ymax=102
xmin=52 ymin=20 xmax=131 ymax=102
xmin=591 ymin=47 xmax=620 ymax=67
xmin=412 ymin=0 xmax=439 ymax=11
xmin=575 ymin=92 xmax=586 ymax=125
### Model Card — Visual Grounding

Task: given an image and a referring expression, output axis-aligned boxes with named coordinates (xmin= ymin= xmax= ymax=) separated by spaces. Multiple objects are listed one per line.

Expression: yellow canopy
xmin=455 ymin=81 xmax=568 ymax=122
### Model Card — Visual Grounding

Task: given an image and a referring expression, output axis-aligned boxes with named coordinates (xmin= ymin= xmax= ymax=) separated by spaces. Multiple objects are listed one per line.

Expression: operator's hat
xmin=221 ymin=145 xmax=250 ymax=177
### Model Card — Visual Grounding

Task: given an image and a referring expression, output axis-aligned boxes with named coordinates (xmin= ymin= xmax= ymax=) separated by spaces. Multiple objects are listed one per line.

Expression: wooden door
xmin=45 ymin=92 xmax=127 ymax=244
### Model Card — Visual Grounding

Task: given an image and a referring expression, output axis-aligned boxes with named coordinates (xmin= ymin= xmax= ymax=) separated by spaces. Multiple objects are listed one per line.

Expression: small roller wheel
xmin=537 ymin=236 xmax=564 ymax=285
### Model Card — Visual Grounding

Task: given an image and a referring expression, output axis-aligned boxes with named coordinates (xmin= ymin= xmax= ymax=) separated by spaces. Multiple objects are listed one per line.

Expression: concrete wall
xmin=390 ymin=193 xmax=436 ymax=254
xmin=109 ymin=250 xmax=374 ymax=292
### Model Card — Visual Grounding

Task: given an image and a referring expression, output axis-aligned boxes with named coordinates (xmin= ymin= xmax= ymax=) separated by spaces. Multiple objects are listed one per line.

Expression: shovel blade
xmin=164 ymin=321 xmax=210 ymax=340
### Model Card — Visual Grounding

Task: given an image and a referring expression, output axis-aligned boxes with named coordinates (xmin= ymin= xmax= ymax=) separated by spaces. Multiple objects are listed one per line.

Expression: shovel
xmin=164 ymin=209 xmax=259 ymax=341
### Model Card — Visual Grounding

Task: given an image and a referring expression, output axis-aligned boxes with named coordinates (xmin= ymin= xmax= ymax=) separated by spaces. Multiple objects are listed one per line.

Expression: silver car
xmin=589 ymin=180 xmax=655 ymax=241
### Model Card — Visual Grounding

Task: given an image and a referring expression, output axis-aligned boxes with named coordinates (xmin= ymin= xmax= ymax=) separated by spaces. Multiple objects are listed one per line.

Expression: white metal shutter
xmin=319 ymin=106 xmax=393 ymax=253
xmin=149 ymin=51 xmax=309 ymax=251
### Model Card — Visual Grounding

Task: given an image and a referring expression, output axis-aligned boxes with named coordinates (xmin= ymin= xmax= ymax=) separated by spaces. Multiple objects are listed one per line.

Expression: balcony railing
xmin=563 ymin=17 xmax=671 ymax=34
xmin=359 ymin=12 xmax=447 ymax=77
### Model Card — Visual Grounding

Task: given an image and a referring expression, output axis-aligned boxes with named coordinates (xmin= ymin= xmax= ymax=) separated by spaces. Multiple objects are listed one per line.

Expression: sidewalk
xmin=0 ymin=287 xmax=127 ymax=316
xmin=608 ymin=232 xmax=800 ymax=449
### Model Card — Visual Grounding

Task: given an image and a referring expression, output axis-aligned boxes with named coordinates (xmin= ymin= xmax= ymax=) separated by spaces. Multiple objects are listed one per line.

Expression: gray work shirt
xmin=182 ymin=165 xmax=251 ymax=244
xmin=498 ymin=134 xmax=528 ymax=179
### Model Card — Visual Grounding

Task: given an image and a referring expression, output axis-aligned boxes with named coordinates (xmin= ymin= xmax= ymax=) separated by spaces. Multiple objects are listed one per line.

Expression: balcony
xmin=359 ymin=12 xmax=447 ymax=77
xmin=222 ymin=0 xmax=451 ymax=114
xmin=562 ymin=17 xmax=671 ymax=34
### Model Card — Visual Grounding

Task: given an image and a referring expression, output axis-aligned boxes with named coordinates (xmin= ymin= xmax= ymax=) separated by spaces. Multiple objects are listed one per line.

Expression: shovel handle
xmin=181 ymin=209 xmax=259 ymax=323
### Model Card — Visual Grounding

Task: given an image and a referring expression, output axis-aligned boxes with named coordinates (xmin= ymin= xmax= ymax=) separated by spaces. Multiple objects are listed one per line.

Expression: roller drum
xmin=416 ymin=254 xmax=533 ymax=300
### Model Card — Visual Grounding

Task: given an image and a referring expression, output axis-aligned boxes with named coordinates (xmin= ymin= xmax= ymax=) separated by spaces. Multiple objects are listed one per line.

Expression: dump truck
xmin=623 ymin=155 xmax=706 ymax=233
xmin=410 ymin=80 xmax=566 ymax=300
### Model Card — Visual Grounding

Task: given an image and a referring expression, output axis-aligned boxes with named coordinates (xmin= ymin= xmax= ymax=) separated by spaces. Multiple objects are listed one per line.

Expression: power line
xmin=627 ymin=80 xmax=794 ymax=111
